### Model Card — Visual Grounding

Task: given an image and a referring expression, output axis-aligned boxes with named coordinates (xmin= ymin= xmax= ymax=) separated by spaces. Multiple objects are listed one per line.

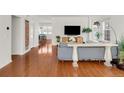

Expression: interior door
xmin=25 ymin=20 xmax=29 ymax=50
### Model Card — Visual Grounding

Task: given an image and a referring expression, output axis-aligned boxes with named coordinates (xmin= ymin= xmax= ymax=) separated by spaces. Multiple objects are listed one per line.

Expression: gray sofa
xmin=57 ymin=43 xmax=118 ymax=61
xmin=57 ymin=43 xmax=73 ymax=60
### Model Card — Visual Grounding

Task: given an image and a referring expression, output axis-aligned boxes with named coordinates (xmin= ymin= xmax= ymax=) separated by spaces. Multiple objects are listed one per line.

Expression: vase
xmin=82 ymin=33 xmax=90 ymax=43
xmin=86 ymin=33 xmax=90 ymax=43
xmin=56 ymin=38 xmax=60 ymax=42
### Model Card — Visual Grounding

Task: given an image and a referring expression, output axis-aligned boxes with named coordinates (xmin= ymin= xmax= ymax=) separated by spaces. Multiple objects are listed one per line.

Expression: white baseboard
xmin=0 ymin=59 xmax=12 ymax=69
xmin=24 ymin=48 xmax=31 ymax=54
xmin=12 ymin=48 xmax=31 ymax=56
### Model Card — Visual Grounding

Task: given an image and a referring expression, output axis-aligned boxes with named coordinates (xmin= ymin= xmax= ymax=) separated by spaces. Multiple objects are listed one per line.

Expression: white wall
xmin=30 ymin=16 xmax=41 ymax=47
xmin=12 ymin=16 xmax=31 ymax=55
xmin=52 ymin=16 xmax=89 ymax=45
xmin=110 ymin=15 xmax=124 ymax=42
xmin=0 ymin=15 xmax=12 ymax=69
xmin=36 ymin=15 xmax=105 ymax=45
xmin=33 ymin=23 xmax=39 ymax=47
xmin=12 ymin=15 xmax=41 ymax=51
xmin=29 ymin=22 xmax=35 ymax=48
xmin=28 ymin=15 xmax=114 ymax=45
xmin=12 ymin=16 xmax=25 ymax=55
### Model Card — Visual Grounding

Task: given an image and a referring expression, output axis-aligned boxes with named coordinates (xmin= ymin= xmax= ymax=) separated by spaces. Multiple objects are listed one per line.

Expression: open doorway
xmin=39 ymin=23 xmax=52 ymax=45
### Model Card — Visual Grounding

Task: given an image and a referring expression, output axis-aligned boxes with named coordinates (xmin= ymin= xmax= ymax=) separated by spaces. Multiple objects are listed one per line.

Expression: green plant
xmin=95 ymin=32 xmax=102 ymax=40
xmin=119 ymin=37 xmax=124 ymax=51
xmin=82 ymin=27 xmax=92 ymax=33
xmin=119 ymin=36 xmax=124 ymax=64
xmin=56 ymin=36 xmax=60 ymax=42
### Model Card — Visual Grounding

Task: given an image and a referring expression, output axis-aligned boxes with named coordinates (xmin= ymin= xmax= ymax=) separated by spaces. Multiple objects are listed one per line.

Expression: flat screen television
xmin=64 ymin=26 xmax=80 ymax=35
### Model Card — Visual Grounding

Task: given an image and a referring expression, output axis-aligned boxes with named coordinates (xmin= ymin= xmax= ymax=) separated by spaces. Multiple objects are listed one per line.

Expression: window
xmin=101 ymin=21 xmax=111 ymax=41
xmin=92 ymin=20 xmax=111 ymax=41
xmin=40 ymin=26 xmax=52 ymax=35
xmin=104 ymin=21 xmax=111 ymax=41
xmin=104 ymin=30 xmax=110 ymax=41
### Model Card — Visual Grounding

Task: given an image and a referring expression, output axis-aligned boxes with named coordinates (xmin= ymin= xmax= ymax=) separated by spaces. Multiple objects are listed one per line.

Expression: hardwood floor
xmin=0 ymin=40 xmax=124 ymax=77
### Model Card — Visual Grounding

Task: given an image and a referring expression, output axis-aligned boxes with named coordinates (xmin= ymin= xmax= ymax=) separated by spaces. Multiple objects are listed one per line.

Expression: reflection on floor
xmin=38 ymin=42 xmax=52 ymax=55
xmin=0 ymin=40 xmax=124 ymax=77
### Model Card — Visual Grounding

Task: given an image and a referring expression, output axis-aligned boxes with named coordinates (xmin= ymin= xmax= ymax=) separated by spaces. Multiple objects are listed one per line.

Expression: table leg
xmin=72 ymin=46 xmax=78 ymax=67
xmin=104 ymin=46 xmax=112 ymax=66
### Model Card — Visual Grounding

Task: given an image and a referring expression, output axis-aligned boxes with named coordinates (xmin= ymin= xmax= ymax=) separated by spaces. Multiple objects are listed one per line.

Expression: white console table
xmin=67 ymin=43 xmax=118 ymax=67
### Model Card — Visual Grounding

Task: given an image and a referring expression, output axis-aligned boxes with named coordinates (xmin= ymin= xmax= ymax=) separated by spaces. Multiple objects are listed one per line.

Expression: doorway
xmin=39 ymin=23 xmax=52 ymax=45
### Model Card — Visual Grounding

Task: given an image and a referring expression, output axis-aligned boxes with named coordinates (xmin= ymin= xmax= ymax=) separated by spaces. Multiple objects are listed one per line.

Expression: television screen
xmin=64 ymin=26 xmax=80 ymax=35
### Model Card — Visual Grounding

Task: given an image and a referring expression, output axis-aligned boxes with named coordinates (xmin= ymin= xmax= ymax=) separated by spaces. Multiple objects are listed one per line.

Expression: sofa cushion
xmin=75 ymin=36 xmax=83 ymax=44
xmin=59 ymin=42 xmax=68 ymax=47
xmin=62 ymin=37 xmax=69 ymax=43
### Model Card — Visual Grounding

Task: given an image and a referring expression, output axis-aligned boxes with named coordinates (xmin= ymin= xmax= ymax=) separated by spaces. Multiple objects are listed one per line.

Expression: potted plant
xmin=119 ymin=37 xmax=124 ymax=64
xmin=116 ymin=37 xmax=124 ymax=70
xmin=95 ymin=31 xmax=102 ymax=41
xmin=56 ymin=36 xmax=60 ymax=42
xmin=82 ymin=27 xmax=92 ymax=42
